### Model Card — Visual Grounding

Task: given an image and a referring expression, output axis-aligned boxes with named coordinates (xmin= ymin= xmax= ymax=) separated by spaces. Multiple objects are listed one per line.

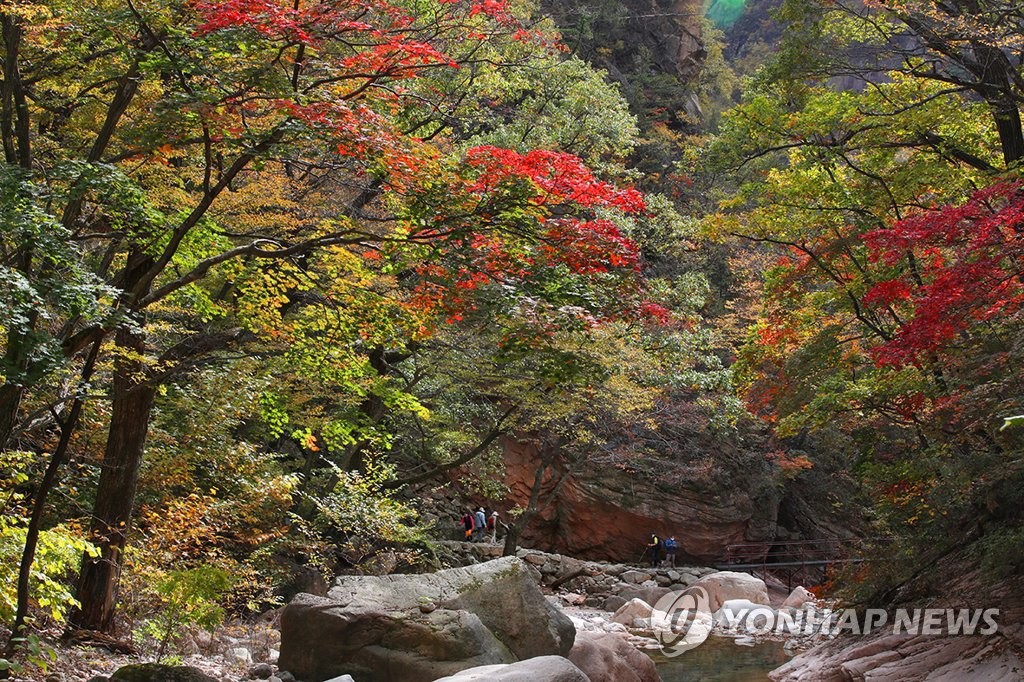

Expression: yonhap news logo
xmin=651 ymin=587 xmax=999 ymax=656
xmin=651 ymin=586 xmax=713 ymax=655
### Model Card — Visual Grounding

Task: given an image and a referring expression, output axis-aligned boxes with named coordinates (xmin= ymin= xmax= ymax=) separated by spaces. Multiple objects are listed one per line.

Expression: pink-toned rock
xmin=490 ymin=438 xmax=767 ymax=562
xmin=610 ymin=598 xmax=654 ymax=626
xmin=568 ymin=630 xmax=661 ymax=682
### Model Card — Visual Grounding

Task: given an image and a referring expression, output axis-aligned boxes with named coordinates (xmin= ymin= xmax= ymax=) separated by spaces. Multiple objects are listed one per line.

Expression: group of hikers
xmin=644 ymin=533 xmax=680 ymax=568
xmin=460 ymin=507 xmax=500 ymax=543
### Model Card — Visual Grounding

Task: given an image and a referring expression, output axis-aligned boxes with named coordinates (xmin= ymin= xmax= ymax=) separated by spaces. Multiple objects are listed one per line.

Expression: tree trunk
xmin=3 ymin=341 xmax=101 ymax=666
xmin=0 ymin=250 xmax=36 ymax=449
xmin=502 ymin=524 xmax=521 ymax=557
xmin=989 ymin=96 xmax=1024 ymax=168
xmin=70 ymin=326 xmax=155 ymax=633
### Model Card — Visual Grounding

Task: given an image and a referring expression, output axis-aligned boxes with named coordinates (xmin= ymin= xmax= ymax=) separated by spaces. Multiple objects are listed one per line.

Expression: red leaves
xmin=863 ymin=180 xmax=1024 ymax=366
xmin=540 ymin=219 xmax=639 ymax=274
xmin=395 ymin=145 xmax=657 ymax=332
xmin=195 ymin=0 xmax=315 ymax=42
xmin=862 ymin=279 xmax=912 ymax=307
xmin=464 ymin=146 xmax=646 ymax=213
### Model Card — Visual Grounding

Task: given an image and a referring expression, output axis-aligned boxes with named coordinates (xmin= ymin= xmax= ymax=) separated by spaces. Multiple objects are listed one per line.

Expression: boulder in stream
xmin=568 ymin=630 xmax=661 ymax=682
xmin=278 ymin=556 xmax=575 ymax=682
xmin=689 ymin=571 xmax=770 ymax=612
xmin=431 ymin=656 xmax=591 ymax=682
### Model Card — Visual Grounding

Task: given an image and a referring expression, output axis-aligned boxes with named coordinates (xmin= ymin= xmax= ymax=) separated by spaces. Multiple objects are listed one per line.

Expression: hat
xmin=491 ymin=511 xmax=498 ymax=516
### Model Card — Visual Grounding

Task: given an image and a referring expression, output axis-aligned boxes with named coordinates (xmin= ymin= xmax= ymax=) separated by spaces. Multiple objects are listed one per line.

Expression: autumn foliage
xmin=864 ymin=180 xmax=1024 ymax=366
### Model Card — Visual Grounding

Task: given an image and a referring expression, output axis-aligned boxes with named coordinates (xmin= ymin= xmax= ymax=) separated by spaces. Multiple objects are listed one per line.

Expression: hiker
xmin=487 ymin=511 xmax=499 ymax=543
xmin=461 ymin=509 xmax=474 ymax=541
xmin=664 ymin=535 xmax=679 ymax=568
xmin=646 ymin=533 xmax=661 ymax=568
xmin=474 ymin=507 xmax=487 ymax=542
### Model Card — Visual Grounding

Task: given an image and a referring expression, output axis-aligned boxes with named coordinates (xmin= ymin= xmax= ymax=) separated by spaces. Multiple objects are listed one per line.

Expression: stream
xmin=647 ymin=637 xmax=788 ymax=682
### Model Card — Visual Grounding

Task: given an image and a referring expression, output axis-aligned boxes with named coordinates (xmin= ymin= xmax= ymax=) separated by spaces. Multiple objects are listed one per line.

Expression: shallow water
xmin=647 ymin=637 xmax=788 ymax=682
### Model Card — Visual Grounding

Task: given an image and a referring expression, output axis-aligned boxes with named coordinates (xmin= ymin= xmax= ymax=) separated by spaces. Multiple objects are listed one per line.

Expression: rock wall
xmin=495 ymin=438 xmax=777 ymax=563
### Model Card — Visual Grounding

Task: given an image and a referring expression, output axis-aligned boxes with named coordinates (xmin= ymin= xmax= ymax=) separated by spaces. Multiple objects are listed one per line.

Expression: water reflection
xmin=647 ymin=637 xmax=788 ymax=682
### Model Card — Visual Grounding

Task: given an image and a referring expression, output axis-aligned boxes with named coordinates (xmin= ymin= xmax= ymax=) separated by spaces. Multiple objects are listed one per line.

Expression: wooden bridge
xmin=714 ymin=538 xmax=870 ymax=589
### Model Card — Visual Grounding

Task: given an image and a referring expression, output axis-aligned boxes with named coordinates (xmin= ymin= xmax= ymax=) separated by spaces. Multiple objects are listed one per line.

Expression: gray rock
xmin=620 ymin=570 xmax=652 ymax=585
xmin=323 ymin=676 xmax=356 ymax=682
xmin=279 ymin=556 xmax=575 ymax=682
xmin=602 ymin=595 xmax=627 ymax=612
xmin=109 ymin=665 xmax=219 ymax=682
xmin=690 ymin=571 xmax=770 ymax=612
xmin=276 ymin=672 xmax=296 ymax=682
xmin=614 ymin=584 xmax=672 ymax=607
xmin=432 ymin=656 xmax=590 ymax=681
xmin=248 ymin=663 xmax=274 ymax=680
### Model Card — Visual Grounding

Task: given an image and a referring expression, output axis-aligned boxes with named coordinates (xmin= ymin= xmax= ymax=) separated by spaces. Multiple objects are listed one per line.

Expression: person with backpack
xmin=664 ymin=535 xmax=679 ymax=568
xmin=474 ymin=507 xmax=487 ymax=542
xmin=646 ymin=533 xmax=661 ymax=568
xmin=487 ymin=511 xmax=499 ymax=543
xmin=461 ymin=509 xmax=474 ymax=541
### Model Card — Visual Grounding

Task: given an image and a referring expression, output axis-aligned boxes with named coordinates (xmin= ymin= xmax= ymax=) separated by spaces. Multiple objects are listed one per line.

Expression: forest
xmin=1 ymin=0 xmax=1022 ymax=677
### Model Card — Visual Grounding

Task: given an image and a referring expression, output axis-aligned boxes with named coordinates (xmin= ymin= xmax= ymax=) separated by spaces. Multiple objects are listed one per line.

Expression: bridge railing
xmin=715 ymin=537 xmax=881 ymax=589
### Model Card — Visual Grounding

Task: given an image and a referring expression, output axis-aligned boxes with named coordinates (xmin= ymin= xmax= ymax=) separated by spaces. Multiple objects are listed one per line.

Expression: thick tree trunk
xmin=502 ymin=524 xmax=521 ymax=557
xmin=989 ymin=96 xmax=1024 ymax=168
xmin=70 ymin=326 xmax=155 ymax=633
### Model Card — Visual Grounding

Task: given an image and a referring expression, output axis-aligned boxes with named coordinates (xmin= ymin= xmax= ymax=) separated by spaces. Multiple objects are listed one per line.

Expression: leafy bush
xmin=0 ymin=450 xmax=97 ymax=626
xmin=133 ymin=564 xmax=234 ymax=662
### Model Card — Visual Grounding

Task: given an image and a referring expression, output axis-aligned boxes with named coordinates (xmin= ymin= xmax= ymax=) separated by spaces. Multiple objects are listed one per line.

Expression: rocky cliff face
xmin=496 ymin=438 xmax=779 ymax=563
xmin=540 ymin=0 xmax=707 ymax=124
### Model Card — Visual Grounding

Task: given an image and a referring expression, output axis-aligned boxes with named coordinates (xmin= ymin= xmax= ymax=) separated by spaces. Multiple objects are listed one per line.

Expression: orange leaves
xmin=766 ymin=449 xmax=814 ymax=477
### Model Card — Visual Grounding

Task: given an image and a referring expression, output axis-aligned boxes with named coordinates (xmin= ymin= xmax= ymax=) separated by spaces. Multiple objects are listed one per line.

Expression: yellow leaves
xmin=3 ymin=1 xmax=52 ymax=23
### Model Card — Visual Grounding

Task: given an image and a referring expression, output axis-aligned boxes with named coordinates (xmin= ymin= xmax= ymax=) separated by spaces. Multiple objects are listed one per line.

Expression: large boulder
xmin=567 ymin=631 xmax=661 ymax=682
xmin=432 ymin=656 xmax=591 ymax=682
xmin=689 ymin=571 xmax=770 ymax=612
xmin=279 ymin=556 xmax=575 ymax=682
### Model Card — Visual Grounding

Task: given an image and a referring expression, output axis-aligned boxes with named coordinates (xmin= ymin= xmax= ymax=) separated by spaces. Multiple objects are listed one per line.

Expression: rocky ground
xmin=13 ymin=545 xmax=727 ymax=681
xmin=14 ymin=544 xmax=1018 ymax=681
xmin=2 ymin=616 xmax=281 ymax=682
